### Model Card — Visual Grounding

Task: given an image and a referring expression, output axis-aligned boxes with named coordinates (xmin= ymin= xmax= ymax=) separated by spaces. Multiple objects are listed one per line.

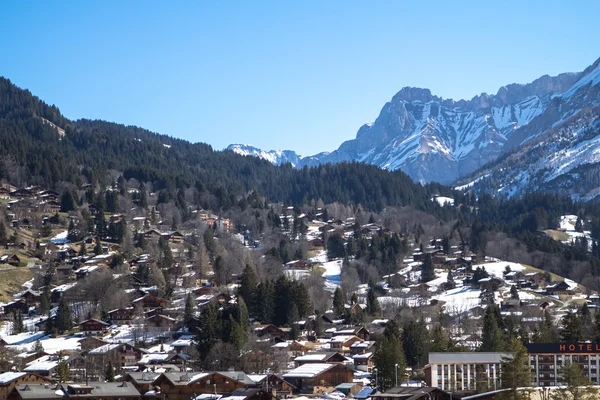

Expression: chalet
xmin=167 ymin=231 xmax=184 ymax=243
xmin=329 ymin=335 xmax=362 ymax=353
xmin=9 ymin=382 xmax=142 ymax=400
xmin=294 ymin=352 xmax=347 ymax=366
xmin=147 ymin=314 xmax=178 ymax=330
xmin=3 ymin=300 xmax=29 ymax=316
xmin=504 ymin=271 xmax=525 ymax=281
xmin=524 ymin=272 xmax=545 ymax=286
xmin=349 ymin=340 xmax=375 ymax=355
xmin=283 ymin=363 xmax=354 ymax=394
xmin=254 ymin=324 xmax=287 ymax=341
xmin=39 ymin=201 xmax=61 ymax=213
xmin=0 ymin=254 xmax=21 ymax=266
xmin=40 ymin=190 xmax=59 ymax=200
xmin=0 ymin=372 xmax=52 ymax=400
xmin=55 ymin=264 xmax=75 ymax=279
xmin=122 ymin=371 xmax=162 ymax=397
xmin=272 ymin=340 xmax=310 ymax=356
xmin=20 ymin=289 xmax=41 ymax=307
xmin=87 ymin=204 xmax=101 ymax=215
xmin=78 ymin=335 xmax=109 ymax=351
xmin=9 ymin=188 xmax=34 ymax=199
xmin=248 ymin=374 xmax=295 ymax=396
xmin=144 ymin=229 xmax=162 ymax=241
xmin=546 ymin=281 xmax=573 ymax=295
xmin=88 ymin=343 xmax=143 ymax=367
xmin=285 ymin=260 xmax=309 ymax=269
xmin=132 ymin=294 xmax=168 ymax=309
xmin=0 ymin=187 xmax=9 ymax=198
xmin=333 ymin=326 xmax=370 ymax=340
xmin=352 ymin=352 xmax=374 ymax=372
xmin=79 ymin=318 xmax=111 ymax=335
xmin=150 ymin=371 xmax=256 ymax=400
xmin=108 ymin=307 xmax=135 ymax=324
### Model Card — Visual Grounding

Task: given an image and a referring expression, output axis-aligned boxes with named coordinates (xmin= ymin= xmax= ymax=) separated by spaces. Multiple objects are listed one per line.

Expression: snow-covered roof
xmin=0 ymin=372 xmax=26 ymax=384
xmin=283 ymin=363 xmax=336 ymax=378
xmin=294 ymin=354 xmax=329 ymax=362
xmin=88 ymin=343 xmax=121 ymax=354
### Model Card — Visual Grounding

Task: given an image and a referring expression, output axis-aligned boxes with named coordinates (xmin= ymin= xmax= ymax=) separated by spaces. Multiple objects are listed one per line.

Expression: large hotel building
xmin=424 ymin=343 xmax=600 ymax=391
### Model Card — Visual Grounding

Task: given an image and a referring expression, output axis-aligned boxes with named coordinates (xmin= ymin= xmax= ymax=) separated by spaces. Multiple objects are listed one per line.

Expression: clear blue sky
xmin=1 ymin=1 xmax=599 ymax=155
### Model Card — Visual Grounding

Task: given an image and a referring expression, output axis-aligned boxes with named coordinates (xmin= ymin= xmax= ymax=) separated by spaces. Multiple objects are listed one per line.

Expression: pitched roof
xmin=283 ymin=363 xmax=339 ymax=378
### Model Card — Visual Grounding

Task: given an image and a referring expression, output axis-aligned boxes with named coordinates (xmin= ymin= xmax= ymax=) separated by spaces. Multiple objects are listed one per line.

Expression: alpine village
xmin=3 ymin=63 xmax=600 ymax=400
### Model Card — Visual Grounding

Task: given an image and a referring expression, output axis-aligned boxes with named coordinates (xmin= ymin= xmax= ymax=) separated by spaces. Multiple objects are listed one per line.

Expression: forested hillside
xmin=3 ymin=76 xmax=600 ymax=285
xmin=0 ymin=77 xmax=452 ymax=213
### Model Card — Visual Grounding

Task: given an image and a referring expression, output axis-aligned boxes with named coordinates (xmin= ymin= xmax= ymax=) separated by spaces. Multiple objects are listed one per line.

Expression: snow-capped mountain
xmin=230 ymin=57 xmax=600 ymax=195
xmin=226 ymin=144 xmax=303 ymax=167
xmin=455 ymin=57 xmax=600 ymax=200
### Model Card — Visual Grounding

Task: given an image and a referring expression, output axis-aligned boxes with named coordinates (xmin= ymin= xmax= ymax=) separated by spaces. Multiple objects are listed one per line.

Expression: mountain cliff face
xmin=455 ymin=57 xmax=600 ymax=200
xmin=230 ymin=58 xmax=600 ymax=192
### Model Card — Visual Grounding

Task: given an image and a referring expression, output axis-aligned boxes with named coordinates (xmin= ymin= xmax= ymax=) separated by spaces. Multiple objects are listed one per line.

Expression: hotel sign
xmin=526 ymin=343 xmax=600 ymax=354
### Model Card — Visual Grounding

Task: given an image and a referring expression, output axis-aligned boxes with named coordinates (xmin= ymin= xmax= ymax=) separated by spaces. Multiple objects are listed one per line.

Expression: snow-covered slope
xmin=227 ymin=144 xmax=303 ymax=167
xmin=454 ymin=57 xmax=600 ymax=200
xmin=228 ymin=57 xmax=600 ymax=194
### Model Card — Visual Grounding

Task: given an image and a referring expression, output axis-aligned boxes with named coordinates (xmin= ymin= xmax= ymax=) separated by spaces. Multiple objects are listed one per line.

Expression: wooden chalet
xmin=294 ymin=352 xmax=347 ymax=366
xmin=352 ymin=351 xmax=374 ymax=372
xmin=133 ymin=294 xmax=168 ymax=309
xmin=78 ymin=335 xmax=109 ymax=351
xmin=9 ymin=188 xmax=34 ymax=199
xmin=546 ymin=281 xmax=573 ymax=295
xmin=79 ymin=318 xmax=111 ymax=335
xmin=9 ymin=382 xmax=141 ymax=400
xmin=254 ymin=324 xmax=288 ymax=341
xmin=3 ymin=300 xmax=29 ymax=316
xmin=329 ymin=335 xmax=362 ymax=353
xmin=108 ymin=307 xmax=135 ymax=324
xmin=0 ymin=372 xmax=52 ymax=400
xmin=0 ymin=254 xmax=21 ymax=266
xmin=88 ymin=343 xmax=143 ymax=367
xmin=150 ymin=371 xmax=256 ymax=400
xmin=283 ymin=363 xmax=354 ymax=394
xmin=20 ymin=290 xmax=41 ymax=307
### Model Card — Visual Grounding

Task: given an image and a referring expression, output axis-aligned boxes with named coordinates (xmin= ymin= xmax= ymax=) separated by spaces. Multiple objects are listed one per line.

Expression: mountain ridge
xmin=229 ymin=57 xmax=600 ymax=195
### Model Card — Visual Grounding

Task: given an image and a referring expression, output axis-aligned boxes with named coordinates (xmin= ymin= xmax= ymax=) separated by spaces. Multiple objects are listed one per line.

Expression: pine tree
xmin=238 ymin=264 xmax=257 ymax=314
xmin=183 ymin=293 xmax=196 ymax=326
xmin=552 ymin=361 xmax=593 ymax=400
xmin=430 ymin=324 xmax=450 ymax=352
xmin=533 ymin=309 xmax=558 ymax=343
xmin=12 ymin=311 xmax=24 ymax=335
xmin=510 ymin=285 xmax=520 ymax=300
xmin=333 ymin=287 xmax=346 ymax=317
xmin=94 ymin=239 xmax=103 ymax=255
xmin=56 ymin=359 xmax=70 ymax=383
xmin=227 ymin=315 xmax=246 ymax=351
xmin=373 ymin=333 xmax=407 ymax=391
xmin=366 ymin=287 xmax=380 ymax=316
xmin=500 ymin=338 xmax=532 ymax=400
xmin=292 ymin=281 xmax=312 ymax=318
xmin=33 ymin=339 xmax=44 ymax=355
xmin=236 ymin=296 xmax=250 ymax=329
xmin=481 ymin=308 xmax=505 ymax=352
xmin=561 ymin=311 xmax=584 ymax=342
xmin=105 ymin=361 xmax=115 ymax=382
xmin=56 ymin=297 xmax=73 ymax=333
xmin=420 ymin=254 xmax=435 ymax=283
xmin=402 ymin=319 xmax=428 ymax=368
xmin=579 ymin=303 xmax=593 ymax=340
xmin=444 ymin=271 xmax=456 ymax=290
